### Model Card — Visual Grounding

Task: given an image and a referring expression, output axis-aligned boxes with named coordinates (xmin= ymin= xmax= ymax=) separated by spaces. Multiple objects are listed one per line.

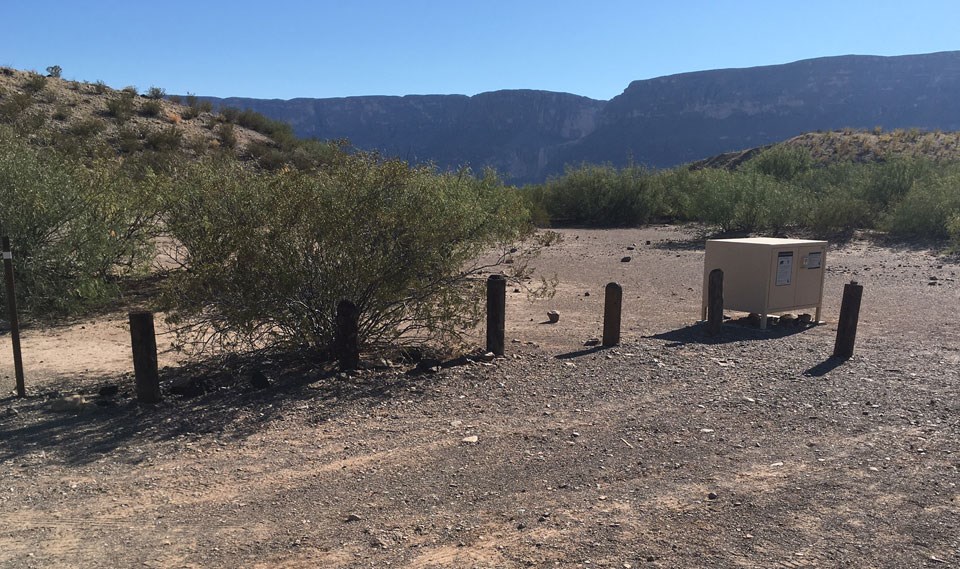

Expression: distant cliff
xmin=201 ymin=51 xmax=960 ymax=183
xmin=203 ymin=90 xmax=604 ymax=182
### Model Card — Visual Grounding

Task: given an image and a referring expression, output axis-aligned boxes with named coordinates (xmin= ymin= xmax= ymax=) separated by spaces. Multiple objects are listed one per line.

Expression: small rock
xmin=98 ymin=384 xmax=119 ymax=398
xmin=798 ymin=313 xmax=813 ymax=324
xmin=50 ymin=395 xmax=88 ymax=412
xmin=476 ymin=352 xmax=496 ymax=362
xmin=621 ymin=256 xmax=632 ymax=262
xmin=583 ymin=291 xmax=590 ymax=297
xmin=547 ymin=310 xmax=560 ymax=323
xmin=461 ymin=435 xmax=479 ymax=444
xmin=345 ymin=513 xmax=362 ymax=522
xmin=707 ymin=492 xmax=718 ymax=500
xmin=626 ymin=246 xmax=635 ymax=251
xmin=645 ymin=240 xmax=651 ymax=245
xmin=584 ymin=338 xmax=601 ymax=347
xmin=249 ymin=370 xmax=271 ymax=389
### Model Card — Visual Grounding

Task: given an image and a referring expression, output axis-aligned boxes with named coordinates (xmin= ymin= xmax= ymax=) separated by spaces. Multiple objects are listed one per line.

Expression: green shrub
xmin=0 ymin=126 xmax=162 ymax=316
xmin=145 ymin=86 xmax=166 ymax=100
xmin=217 ymin=123 xmax=238 ymax=149
xmin=162 ymin=155 xmax=542 ymax=353
xmin=93 ymin=80 xmax=107 ymax=94
xmin=948 ymin=214 xmax=960 ymax=251
xmin=106 ymin=93 xmax=136 ymax=123
xmin=141 ymin=99 xmax=163 ymax=117
xmin=144 ymin=126 xmax=182 ymax=152
xmin=22 ymin=73 xmax=47 ymax=93
xmin=742 ymin=146 xmax=813 ymax=181
xmin=0 ymin=92 xmax=34 ymax=121
xmin=885 ymin=171 xmax=960 ymax=238
xmin=45 ymin=65 xmax=62 ymax=78
xmin=219 ymin=106 xmax=240 ymax=123
xmin=52 ymin=105 xmax=71 ymax=121
xmin=68 ymin=117 xmax=107 ymax=137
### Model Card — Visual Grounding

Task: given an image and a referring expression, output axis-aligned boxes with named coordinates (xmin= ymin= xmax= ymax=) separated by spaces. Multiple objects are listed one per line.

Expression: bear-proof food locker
xmin=701 ymin=238 xmax=827 ymax=329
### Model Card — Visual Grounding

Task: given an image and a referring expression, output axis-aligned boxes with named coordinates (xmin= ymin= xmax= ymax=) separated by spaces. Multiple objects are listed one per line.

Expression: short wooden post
xmin=486 ymin=274 xmax=506 ymax=356
xmin=2 ymin=237 xmax=25 ymax=398
xmin=129 ymin=311 xmax=161 ymax=403
xmin=335 ymin=299 xmax=360 ymax=370
xmin=602 ymin=282 xmax=622 ymax=347
xmin=833 ymin=281 xmax=863 ymax=359
xmin=707 ymin=268 xmax=724 ymax=336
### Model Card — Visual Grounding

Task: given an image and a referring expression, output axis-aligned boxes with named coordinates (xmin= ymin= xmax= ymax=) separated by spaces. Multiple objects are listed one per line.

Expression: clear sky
xmin=3 ymin=0 xmax=958 ymax=101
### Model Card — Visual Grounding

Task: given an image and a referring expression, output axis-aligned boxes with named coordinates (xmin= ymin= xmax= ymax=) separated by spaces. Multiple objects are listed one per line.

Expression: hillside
xmin=690 ymin=128 xmax=960 ymax=171
xmin=201 ymin=51 xmax=960 ymax=183
xmin=0 ymin=67 xmax=278 ymax=166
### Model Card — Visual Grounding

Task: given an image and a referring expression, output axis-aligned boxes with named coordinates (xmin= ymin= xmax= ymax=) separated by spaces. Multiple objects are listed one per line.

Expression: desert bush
xmin=141 ymin=99 xmax=163 ymax=117
xmin=45 ymin=65 xmax=62 ymax=78
xmin=106 ymin=92 xmax=136 ymax=123
xmin=0 ymin=126 xmax=162 ymax=316
xmin=742 ymin=145 xmax=813 ymax=181
xmin=884 ymin=170 xmax=960 ymax=238
xmin=162 ymin=155 xmax=543 ymax=354
xmin=144 ymin=126 xmax=182 ymax=152
xmin=22 ymin=73 xmax=47 ymax=93
xmin=948 ymin=214 xmax=960 ymax=251
xmin=538 ymin=163 xmax=667 ymax=226
xmin=52 ymin=105 xmax=71 ymax=121
xmin=217 ymin=123 xmax=237 ymax=149
xmin=219 ymin=106 xmax=240 ymax=123
xmin=145 ymin=86 xmax=166 ymax=100
xmin=93 ymin=80 xmax=107 ymax=94
xmin=0 ymin=92 xmax=34 ymax=121
xmin=68 ymin=117 xmax=107 ymax=138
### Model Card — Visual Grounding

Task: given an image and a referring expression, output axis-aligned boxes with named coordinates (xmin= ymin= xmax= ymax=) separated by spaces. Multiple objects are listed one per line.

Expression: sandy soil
xmin=1 ymin=226 xmax=958 ymax=568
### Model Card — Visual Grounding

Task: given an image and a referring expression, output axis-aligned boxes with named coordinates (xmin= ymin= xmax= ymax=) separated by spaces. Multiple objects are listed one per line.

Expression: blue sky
xmin=3 ymin=1 xmax=958 ymax=101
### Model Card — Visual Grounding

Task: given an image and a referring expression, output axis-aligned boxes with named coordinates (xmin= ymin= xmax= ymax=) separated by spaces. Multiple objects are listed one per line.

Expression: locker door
xmin=795 ymin=246 xmax=826 ymax=308
xmin=767 ymin=247 xmax=797 ymax=310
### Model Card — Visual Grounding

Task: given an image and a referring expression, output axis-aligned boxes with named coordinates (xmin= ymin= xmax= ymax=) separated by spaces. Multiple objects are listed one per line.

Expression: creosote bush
xmin=0 ymin=125 xmax=163 ymax=316
xmin=162 ymin=155 xmax=549 ymax=354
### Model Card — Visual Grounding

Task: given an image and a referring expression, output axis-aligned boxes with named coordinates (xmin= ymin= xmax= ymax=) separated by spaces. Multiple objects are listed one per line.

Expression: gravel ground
xmin=0 ymin=226 xmax=958 ymax=568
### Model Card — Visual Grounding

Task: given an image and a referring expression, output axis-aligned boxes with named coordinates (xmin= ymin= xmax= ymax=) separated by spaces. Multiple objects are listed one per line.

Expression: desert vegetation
xmin=526 ymin=142 xmax=960 ymax=245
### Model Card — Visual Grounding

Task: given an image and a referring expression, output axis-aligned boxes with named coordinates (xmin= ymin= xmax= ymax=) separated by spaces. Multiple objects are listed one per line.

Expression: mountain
xmin=200 ymin=51 xmax=960 ymax=183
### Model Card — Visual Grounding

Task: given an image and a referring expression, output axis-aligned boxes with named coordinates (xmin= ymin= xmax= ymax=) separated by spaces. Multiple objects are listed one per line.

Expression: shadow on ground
xmin=649 ymin=319 xmax=814 ymax=345
xmin=0 ymin=350 xmax=437 ymax=466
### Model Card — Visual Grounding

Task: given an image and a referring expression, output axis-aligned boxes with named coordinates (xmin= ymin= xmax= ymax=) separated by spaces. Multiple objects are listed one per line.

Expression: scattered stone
xmin=345 ymin=513 xmax=362 ymax=522
xmin=626 ymin=246 xmax=635 ymax=251
xmin=513 ymin=288 xmax=521 ymax=293
xmin=547 ymin=310 xmax=560 ymax=323
xmin=645 ymin=240 xmax=651 ymax=245
xmin=780 ymin=313 xmax=797 ymax=324
xmin=461 ymin=435 xmax=479 ymax=444
xmin=249 ymin=370 xmax=271 ymax=390
xmin=584 ymin=338 xmax=601 ymax=347
xmin=798 ymin=313 xmax=813 ymax=324
xmin=169 ymin=375 xmax=207 ymax=398
xmin=415 ymin=358 xmax=442 ymax=373
xmin=476 ymin=352 xmax=496 ymax=362
xmin=621 ymin=256 xmax=632 ymax=263
xmin=98 ymin=384 xmax=119 ymax=398
xmin=707 ymin=492 xmax=718 ymax=500
xmin=583 ymin=291 xmax=590 ymax=297
xmin=50 ymin=395 xmax=88 ymax=412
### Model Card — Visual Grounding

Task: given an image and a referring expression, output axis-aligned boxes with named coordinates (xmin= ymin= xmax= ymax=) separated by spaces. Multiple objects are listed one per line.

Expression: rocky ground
xmin=0 ymin=226 xmax=958 ymax=568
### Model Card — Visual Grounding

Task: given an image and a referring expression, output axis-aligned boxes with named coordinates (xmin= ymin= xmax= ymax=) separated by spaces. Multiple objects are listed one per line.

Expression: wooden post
xmin=486 ymin=274 xmax=506 ymax=356
xmin=833 ymin=280 xmax=863 ymax=359
xmin=129 ymin=311 xmax=161 ymax=403
xmin=335 ymin=299 xmax=360 ymax=370
xmin=2 ymin=237 xmax=25 ymax=397
xmin=707 ymin=268 xmax=723 ymax=336
xmin=602 ymin=282 xmax=622 ymax=347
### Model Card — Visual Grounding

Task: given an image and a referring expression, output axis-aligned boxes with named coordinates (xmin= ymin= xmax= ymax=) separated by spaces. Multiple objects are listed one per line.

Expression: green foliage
xmin=0 ymin=92 xmax=34 ymax=121
xmin=742 ymin=146 xmax=812 ymax=181
xmin=141 ymin=99 xmax=163 ymax=117
xmin=0 ymin=126 xmax=162 ymax=316
xmin=144 ymin=126 xmax=182 ymax=152
xmin=105 ymin=92 xmax=136 ymax=123
xmin=68 ymin=117 xmax=107 ymax=138
xmin=45 ymin=65 xmax=62 ymax=78
xmin=162 ymin=156 xmax=541 ymax=353
xmin=145 ymin=86 xmax=166 ymax=100
xmin=947 ymin=214 xmax=960 ymax=251
xmin=217 ymin=123 xmax=237 ymax=149
xmin=884 ymin=168 xmax=960 ymax=238
xmin=219 ymin=106 xmax=240 ymax=123
xmin=93 ymin=80 xmax=107 ymax=94
xmin=525 ymin=150 xmax=960 ymax=239
xmin=22 ymin=73 xmax=47 ymax=93
xmin=540 ymin=163 xmax=667 ymax=226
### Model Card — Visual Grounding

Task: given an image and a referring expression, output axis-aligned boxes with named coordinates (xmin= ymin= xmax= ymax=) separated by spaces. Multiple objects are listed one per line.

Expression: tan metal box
xmin=701 ymin=237 xmax=827 ymax=328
